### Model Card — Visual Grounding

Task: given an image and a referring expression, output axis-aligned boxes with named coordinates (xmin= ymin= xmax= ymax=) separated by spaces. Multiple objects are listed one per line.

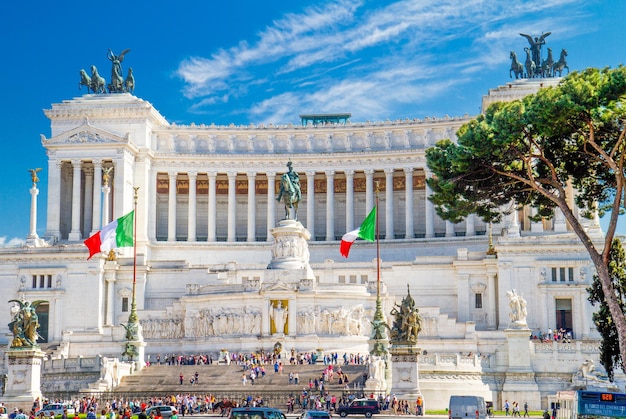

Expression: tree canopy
xmin=426 ymin=66 xmax=626 ymax=369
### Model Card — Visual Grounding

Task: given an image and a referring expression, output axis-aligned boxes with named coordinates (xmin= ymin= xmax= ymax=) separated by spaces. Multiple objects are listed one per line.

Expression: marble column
xmin=208 ymin=172 xmax=217 ymax=242
xmin=487 ymin=273 xmax=497 ymax=329
xmin=425 ymin=170 xmax=435 ymax=238
xmin=68 ymin=159 xmax=83 ymax=241
xmin=102 ymin=170 xmax=112 ymax=227
xmin=247 ymin=172 xmax=257 ymax=242
xmin=104 ymin=269 xmax=116 ymax=326
xmin=365 ymin=169 xmax=374 ymax=212
xmin=266 ymin=171 xmax=276 ymax=241
xmin=553 ymin=208 xmax=567 ymax=232
xmin=27 ymin=184 xmax=39 ymax=239
xmin=306 ymin=171 xmax=316 ymax=239
xmin=466 ymin=214 xmax=475 ymax=236
xmin=325 ymin=170 xmax=335 ymax=241
xmin=227 ymin=171 xmax=237 ymax=242
xmin=445 ymin=220 xmax=455 ymax=237
xmin=384 ymin=168 xmax=394 ymax=240
xmin=45 ymin=159 xmax=62 ymax=240
xmin=404 ymin=168 xmax=414 ymax=239
xmin=167 ymin=171 xmax=177 ymax=241
xmin=83 ymin=167 xmax=94 ymax=235
xmin=530 ymin=208 xmax=544 ymax=233
xmin=91 ymin=160 xmax=103 ymax=235
xmin=188 ymin=172 xmax=197 ymax=241
xmin=345 ymin=169 xmax=355 ymax=232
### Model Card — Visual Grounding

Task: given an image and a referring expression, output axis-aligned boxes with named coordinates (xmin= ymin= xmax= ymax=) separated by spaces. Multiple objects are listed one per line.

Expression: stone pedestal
xmin=502 ymin=328 xmax=540 ymax=409
xmin=267 ymin=219 xmax=315 ymax=281
xmin=390 ymin=344 xmax=422 ymax=402
xmin=1 ymin=347 xmax=45 ymax=411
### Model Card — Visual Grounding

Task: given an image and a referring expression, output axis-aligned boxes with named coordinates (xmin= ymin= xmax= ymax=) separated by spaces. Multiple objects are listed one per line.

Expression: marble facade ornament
xmin=507 ymin=289 xmax=528 ymax=328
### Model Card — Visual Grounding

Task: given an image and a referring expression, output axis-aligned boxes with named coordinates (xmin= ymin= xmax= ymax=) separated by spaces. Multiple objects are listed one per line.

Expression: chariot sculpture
xmin=78 ymin=49 xmax=135 ymax=94
xmin=509 ymin=32 xmax=568 ymax=79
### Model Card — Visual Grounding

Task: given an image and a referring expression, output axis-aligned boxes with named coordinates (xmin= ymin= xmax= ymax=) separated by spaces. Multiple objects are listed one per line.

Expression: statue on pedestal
xmin=8 ymin=298 xmax=46 ymax=348
xmin=390 ymin=285 xmax=422 ymax=344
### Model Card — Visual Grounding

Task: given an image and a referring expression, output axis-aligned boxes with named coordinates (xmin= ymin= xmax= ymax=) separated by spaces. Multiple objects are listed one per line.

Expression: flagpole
xmin=370 ymin=182 xmax=388 ymax=358
xmin=128 ymin=187 xmax=139 ymax=325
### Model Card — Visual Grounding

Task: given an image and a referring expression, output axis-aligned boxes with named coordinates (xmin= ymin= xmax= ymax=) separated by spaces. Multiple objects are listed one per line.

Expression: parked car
xmin=229 ymin=407 xmax=287 ymax=419
xmin=40 ymin=404 xmax=76 ymax=417
xmin=300 ymin=411 xmax=332 ymax=419
xmin=146 ymin=406 xmax=174 ymax=418
xmin=337 ymin=399 xmax=380 ymax=418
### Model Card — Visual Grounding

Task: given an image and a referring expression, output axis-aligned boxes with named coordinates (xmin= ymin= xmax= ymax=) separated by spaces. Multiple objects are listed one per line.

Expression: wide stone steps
xmin=115 ymin=363 xmax=368 ymax=393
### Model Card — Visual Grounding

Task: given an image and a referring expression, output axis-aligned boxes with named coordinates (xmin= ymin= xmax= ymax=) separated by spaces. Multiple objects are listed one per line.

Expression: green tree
xmin=426 ymin=66 xmax=626 ymax=368
xmin=588 ymin=239 xmax=626 ymax=380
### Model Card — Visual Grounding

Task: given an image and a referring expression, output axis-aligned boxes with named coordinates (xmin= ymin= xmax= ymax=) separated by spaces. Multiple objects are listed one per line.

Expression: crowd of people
xmin=149 ymin=350 xmax=371 ymax=368
xmin=533 ymin=327 xmax=573 ymax=343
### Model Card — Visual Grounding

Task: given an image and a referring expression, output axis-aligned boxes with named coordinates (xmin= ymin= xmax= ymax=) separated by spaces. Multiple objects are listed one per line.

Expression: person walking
xmin=523 ymin=402 xmax=529 ymax=418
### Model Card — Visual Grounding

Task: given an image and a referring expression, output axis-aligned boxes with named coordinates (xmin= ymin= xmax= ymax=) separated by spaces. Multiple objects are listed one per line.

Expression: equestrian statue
xmin=276 ymin=161 xmax=302 ymax=220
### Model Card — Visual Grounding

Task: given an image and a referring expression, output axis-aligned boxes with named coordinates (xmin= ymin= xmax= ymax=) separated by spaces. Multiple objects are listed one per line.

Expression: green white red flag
xmin=84 ymin=211 xmax=134 ymax=259
xmin=340 ymin=206 xmax=376 ymax=258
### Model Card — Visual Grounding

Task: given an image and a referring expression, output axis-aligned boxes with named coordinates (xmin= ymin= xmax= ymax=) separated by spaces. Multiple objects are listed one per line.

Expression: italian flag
xmin=340 ymin=206 xmax=376 ymax=258
xmin=84 ymin=211 xmax=134 ymax=259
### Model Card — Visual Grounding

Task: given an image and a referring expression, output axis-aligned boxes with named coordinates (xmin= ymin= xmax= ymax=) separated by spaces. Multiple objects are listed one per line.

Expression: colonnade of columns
xmin=46 ymin=159 xmax=115 ymax=241
xmin=154 ymin=167 xmax=481 ymax=243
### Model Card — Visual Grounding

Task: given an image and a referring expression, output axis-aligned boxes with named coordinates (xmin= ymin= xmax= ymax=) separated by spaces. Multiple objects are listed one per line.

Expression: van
xmin=337 ymin=399 xmax=380 ymax=418
xmin=229 ymin=407 xmax=287 ymax=419
xmin=449 ymin=396 xmax=488 ymax=419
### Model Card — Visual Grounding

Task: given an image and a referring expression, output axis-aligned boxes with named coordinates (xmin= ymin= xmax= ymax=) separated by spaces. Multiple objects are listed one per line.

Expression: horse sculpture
xmin=552 ymin=49 xmax=569 ymax=77
xmin=79 ymin=69 xmax=92 ymax=93
xmin=90 ymin=65 xmax=106 ymax=94
xmin=509 ymin=51 xmax=523 ymax=79
xmin=125 ymin=68 xmax=135 ymax=94
xmin=278 ymin=173 xmax=300 ymax=219
xmin=523 ymin=47 xmax=536 ymax=78
xmin=540 ymin=47 xmax=554 ymax=78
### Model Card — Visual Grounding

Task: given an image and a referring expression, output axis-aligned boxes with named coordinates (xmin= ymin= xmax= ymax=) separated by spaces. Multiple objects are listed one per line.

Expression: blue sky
xmin=0 ymin=0 xmax=624 ymax=244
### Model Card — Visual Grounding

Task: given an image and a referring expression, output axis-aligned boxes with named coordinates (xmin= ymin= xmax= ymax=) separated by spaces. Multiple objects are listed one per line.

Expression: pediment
xmin=262 ymin=282 xmax=296 ymax=292
xmin=43 ymin=124 xmax=129 ymax=146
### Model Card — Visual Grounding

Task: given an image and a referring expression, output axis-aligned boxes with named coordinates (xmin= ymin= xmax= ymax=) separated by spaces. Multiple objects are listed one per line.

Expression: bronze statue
xmin=28 ymin=168 xmax=42 ymax=184
xmin=389 ymin=285 xmax=422 ymax=344
xmin=125 ymin=68 xmax=135 ymax=94
xmin=79 ymin=69 xmax=92 ymax=93
xmin=276 ymin=161 xmax=302 ymax=219
xmin=523 ymin=47 xmax=536 ymax=78
xmin=520 ymin=32 xmax=551 ymax=72
xmin=509 ymin=51 xmax=523 ymax=79
xmin=90 ymin=66 xmax=106 ymax=94
xmin=8 ymin=298 xmax=46 ymax=348
xmin=107 ymin=48 xmax=131 ymax=93
xmin=552 ymin=49 xmax=569 ymax=77
xmin=540 ymin=47 xmax=555 ymax=78
xmin=102 ymin=167 xmax=113 ymax=186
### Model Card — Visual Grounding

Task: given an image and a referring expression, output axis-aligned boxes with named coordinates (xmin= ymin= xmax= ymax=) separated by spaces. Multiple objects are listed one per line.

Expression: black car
xmin=337 ymin=399 xmax=380 ymax=418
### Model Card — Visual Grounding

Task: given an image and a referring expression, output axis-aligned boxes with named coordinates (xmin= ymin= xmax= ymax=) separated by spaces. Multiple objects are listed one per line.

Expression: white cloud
xmin=0 ymin=236 xmax=23 ymax=247
xmin=176 ymin=0 xmax=586 ymax=123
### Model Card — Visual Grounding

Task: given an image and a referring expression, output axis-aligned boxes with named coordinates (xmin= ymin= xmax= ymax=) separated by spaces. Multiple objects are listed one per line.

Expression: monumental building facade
xmin=0 ymin=78 xmax=621 ymax=408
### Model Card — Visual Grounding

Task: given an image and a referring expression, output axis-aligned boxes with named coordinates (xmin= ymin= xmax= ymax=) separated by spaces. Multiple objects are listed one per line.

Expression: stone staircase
xmin=115 ymin=363 xmax=368 ymax=394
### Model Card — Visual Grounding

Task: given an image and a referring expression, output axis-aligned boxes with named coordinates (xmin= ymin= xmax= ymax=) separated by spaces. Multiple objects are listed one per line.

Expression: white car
xmin=40 ymin=405 xmax=76 ymax=417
